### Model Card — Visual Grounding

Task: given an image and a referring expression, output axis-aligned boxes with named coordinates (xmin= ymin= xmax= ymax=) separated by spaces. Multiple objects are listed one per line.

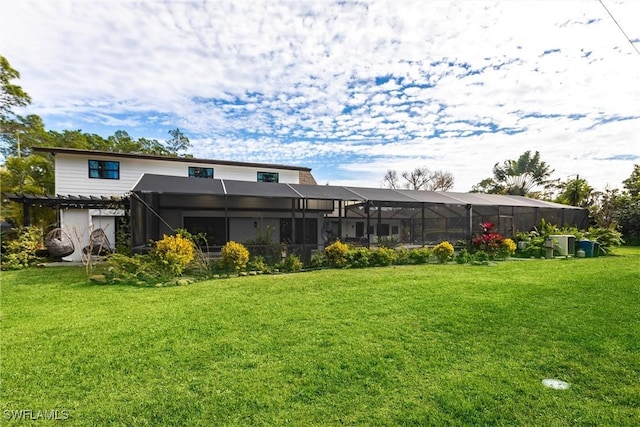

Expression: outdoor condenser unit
xmin=548 ymin=235 xmax=576 ymax=256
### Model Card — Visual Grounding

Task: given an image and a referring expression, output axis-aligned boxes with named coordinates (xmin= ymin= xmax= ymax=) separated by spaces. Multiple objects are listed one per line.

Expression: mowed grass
xmin=1 ymin=249 xmax=639 ymax=426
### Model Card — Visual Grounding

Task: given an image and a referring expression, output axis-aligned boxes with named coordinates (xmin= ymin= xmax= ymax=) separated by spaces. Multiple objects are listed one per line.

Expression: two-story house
xmin=31 ymin=147 xmax=319 ymax=261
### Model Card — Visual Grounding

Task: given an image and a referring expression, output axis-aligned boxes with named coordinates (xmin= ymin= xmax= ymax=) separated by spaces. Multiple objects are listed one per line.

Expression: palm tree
xmin=478 ymin=151 xmax=556 ymax=197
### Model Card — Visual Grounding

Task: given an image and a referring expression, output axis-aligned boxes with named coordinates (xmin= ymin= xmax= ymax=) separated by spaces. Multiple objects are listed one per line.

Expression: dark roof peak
xmin=32 ymin=146 xmax=312 ymax=172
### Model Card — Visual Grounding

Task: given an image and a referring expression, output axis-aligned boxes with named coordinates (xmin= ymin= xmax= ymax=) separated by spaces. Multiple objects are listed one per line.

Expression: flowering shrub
xmin=498 ymin=238 xmax=517 ymax=259
xmin=221 ymin=241 xmax=250 ymax=272
xmin=324 ymin=240 xmax=349 ymax=268
xmin=433 ymin=241 xmax=454 ymax=263
xmin=153 ymin=233 xmax=195 ymax=276
xmin=472 ymin=222 xmax=505 ymax=257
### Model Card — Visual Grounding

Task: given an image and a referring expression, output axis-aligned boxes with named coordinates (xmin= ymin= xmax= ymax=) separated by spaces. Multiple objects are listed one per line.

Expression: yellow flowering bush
xmin=153 ymin=233 xmax=195 ymax=275
xmin=221 ymin=241 xmax=250 ymax=272
xmin=433 ymin=241 xmax=454 ymax=264
xmin=499 ymin=238 xmax=517 ymax=259
xmin=324 ymin=240 xmax=349 ymax=268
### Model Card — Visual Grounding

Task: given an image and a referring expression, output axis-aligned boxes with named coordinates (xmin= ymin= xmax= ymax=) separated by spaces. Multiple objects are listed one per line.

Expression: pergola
xmin=3 ymin=193 xmax=129 ymax=226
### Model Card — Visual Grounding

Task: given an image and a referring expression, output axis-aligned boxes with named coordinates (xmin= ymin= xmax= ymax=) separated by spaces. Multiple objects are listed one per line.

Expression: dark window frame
xmin=88 ymin=160 xmax=120 ymax=180
xmin=257 ymin=171 xmax=279 ymax=183
xmin=188 ymin=166 xmax=214 ymax=179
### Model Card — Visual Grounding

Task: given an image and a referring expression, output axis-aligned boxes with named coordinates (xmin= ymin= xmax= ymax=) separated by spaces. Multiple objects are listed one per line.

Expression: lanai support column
xmin=338 ymin=200 xmax=343 ymax=242
xmin=291 ymin=199 xmax=296 ymax=245
xmin=366 ymin=201 xmax=371 ymax=249
xmin=224 ymin=195 xmax=229 ymax=243
xmin=377 ymin=202 xmax=382 ymax=246
xmin=421 ymin=203 xmax=425 ymax=246
xmin=302 ymin=199 xmax=306 ymax=255
xmin=467 ymin=204 xmax=473 ymax=250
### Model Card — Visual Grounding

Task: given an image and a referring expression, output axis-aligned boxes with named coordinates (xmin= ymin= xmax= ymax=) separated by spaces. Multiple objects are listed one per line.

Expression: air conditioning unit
xmin=548 ymin=235 xmax=576 ymax=256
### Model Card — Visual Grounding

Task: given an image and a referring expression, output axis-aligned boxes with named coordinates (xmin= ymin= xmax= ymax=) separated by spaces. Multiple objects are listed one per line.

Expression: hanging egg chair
xmin=45 ymin=228 xmax=75 ymax=258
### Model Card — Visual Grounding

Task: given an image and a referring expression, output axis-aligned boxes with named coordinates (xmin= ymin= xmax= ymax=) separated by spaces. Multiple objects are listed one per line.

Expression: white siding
xmin=60 ymin=209 xmax=120 ymax=261
xmin=55 ymin=154 xmax=301 ymax=196
xmin=60 ymin=209 xmax=90 ymax=262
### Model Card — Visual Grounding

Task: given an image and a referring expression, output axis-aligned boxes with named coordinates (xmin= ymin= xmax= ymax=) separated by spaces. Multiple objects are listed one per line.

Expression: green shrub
xmin=377 ymin=236 xmax=400 ymax=249
xmin=281 ymin=254 xmax=303 ymax=272
xmin=370 ymin=247 xmax=397 ymax=266
xmin=347 ymin=247 xmax=371 ymax=268
xmin=221 ymin=241 xmax=250 ymax=272
xmin=324 ymin=240 xmax=349 ymax=268
xmin=1 ymin=226 xmax=44 ymax=270
xmin=104 ymin=253 xmax=158 ymax=284
xmin=433 ymin=241 xmax=454 ymax=264
xmin=585 ymin=226 xmax=623 ymax=254
xmin=115 ymin=212 xmax=132 ymax=255
xmin=394 ymin=247 xmax=412 ymax=265
xmin=409 ymin=247 xmax=431 ymax=264
xmin=244 ymin=225 xmax=280 ymax=264
xmin=473 ymin=250 xmax=489 ymax=262
xmin=153 ymin=233 xmax=195 ymax=276
xmin=310 ymin=251 xmax=328 ymax=268
xmin=247 ymin=255 xmax=270 ymax=273
xmin=455 ymin=248 xmax=473 ymax=264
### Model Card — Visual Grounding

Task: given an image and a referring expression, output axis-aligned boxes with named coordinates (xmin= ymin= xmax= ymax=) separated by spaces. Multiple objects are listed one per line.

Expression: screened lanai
xmin=131 ymin=174 xmax=588 ymax=255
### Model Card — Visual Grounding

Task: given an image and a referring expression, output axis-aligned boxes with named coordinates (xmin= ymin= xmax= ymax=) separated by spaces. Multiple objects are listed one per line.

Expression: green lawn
xmin=1 ymin=248 xmax=639 ymax=426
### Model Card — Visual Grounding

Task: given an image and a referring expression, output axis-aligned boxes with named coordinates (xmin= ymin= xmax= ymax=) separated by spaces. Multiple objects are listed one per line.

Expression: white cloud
xmin=2 ymin=0 xmax=639 ymax=191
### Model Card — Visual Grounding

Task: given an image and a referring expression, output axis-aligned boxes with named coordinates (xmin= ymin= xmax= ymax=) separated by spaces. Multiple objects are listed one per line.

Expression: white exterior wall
xmin=55 ymin=154 xmax=301 ymax=196
xmin=60 ymin=208 xmax=121 ymax=261
xmin=60 ymin=209 xmax=89 ymax=262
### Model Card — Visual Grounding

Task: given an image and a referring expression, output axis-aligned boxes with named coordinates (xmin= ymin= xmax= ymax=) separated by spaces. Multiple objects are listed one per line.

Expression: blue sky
xmin=1 ymin=0 xmax=639 ymax=191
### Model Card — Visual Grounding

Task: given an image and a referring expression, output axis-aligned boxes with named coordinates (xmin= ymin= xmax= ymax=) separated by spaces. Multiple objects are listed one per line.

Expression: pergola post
xmin=22 ymin=203 xmax=31 ymax=226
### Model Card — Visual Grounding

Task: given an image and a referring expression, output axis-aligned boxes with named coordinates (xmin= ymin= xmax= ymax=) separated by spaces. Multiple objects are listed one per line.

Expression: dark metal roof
xmin=134 ymin=174 xmax=226 ymax=195
xmin=32 ymin=146 xmax=312 ymax=172
xmin=224 ymin=179 xmax=301 ymax=199
xmin=130 ymin=174 xmax=585 ymax=211
xmin=289 ymin=184 xmax=363 ymax=201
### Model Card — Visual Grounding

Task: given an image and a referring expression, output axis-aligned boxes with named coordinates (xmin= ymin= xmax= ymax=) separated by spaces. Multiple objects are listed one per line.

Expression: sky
xmin=1 ymin=0 xmax=639 ymax=192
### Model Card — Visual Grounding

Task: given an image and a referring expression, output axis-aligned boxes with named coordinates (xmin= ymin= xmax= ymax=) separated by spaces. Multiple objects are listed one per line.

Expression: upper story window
xmin=89 ymin=160 xmax=120 ymax=180
xmin=188 ymin=167 xmax=214 ymax=179
xmin=257 ymin=171 xmax=279 ymax=183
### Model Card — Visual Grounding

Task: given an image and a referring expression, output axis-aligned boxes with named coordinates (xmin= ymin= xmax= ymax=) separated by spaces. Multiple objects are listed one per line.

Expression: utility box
xmin=549 ymin=235 xmax=576 ymax=256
